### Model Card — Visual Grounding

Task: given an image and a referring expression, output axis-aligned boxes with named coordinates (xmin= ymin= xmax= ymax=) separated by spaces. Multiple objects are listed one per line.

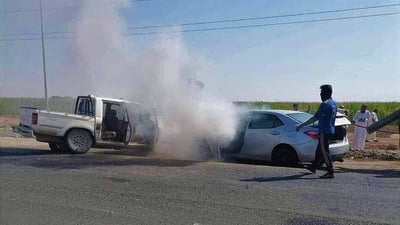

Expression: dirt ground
xmin=346 ymin=123 xmax=400 ymax=161
xmin=0 ymin=115 xmax=19 ymax=127
xmin=1 ymin=115 xmax=399 ymax=161
xmin=347 ymin=124 xmax=399 ymax=150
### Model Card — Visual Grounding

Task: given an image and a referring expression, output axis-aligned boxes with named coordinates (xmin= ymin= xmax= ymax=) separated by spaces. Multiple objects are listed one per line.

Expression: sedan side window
xmin=248 ymin=114 xmax=284 ymax=129
xmin=273 ymin=118 xmax=284 ymax=127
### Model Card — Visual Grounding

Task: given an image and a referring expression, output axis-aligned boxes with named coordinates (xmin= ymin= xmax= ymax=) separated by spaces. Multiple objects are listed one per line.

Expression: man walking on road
xmin=296 ymin=84 xmax=337 ymax=179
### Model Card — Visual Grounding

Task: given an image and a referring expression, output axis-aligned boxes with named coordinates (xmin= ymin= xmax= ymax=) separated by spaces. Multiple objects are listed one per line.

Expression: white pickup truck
xmin=23 ymin=95 xmax=158 ymax=154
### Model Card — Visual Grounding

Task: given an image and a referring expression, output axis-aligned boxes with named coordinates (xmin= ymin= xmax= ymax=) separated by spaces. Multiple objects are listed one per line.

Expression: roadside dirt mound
xmin=0 ymin=115 xmax=19 ymax=126
xmin=0 ymin=126 xmax=27 ymax=138
xmin=0 ymin=116 xmax=30 ymax=138
xmin=345 ymin=149 xmax=400 ymax=161
xmin=346 ymin=124 xmax=400 ymax=160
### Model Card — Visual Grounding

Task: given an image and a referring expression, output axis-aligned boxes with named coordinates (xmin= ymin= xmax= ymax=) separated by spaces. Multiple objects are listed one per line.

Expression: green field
xmin=0 ymin=97 xmax=75 ymax=115
xmin=0 ymin=97 xmax=398 ymax=121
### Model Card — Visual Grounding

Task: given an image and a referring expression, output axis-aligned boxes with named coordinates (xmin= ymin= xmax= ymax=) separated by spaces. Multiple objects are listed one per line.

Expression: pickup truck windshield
xmin=75 ymin=97 xmax=93 ymax=116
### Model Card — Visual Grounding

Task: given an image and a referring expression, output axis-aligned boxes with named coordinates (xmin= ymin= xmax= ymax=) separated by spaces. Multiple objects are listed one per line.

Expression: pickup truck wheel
xmin=49 ymin=141 xmax=68 ymax=152
xmin=66 ymin=129 xmax=92 ymax=154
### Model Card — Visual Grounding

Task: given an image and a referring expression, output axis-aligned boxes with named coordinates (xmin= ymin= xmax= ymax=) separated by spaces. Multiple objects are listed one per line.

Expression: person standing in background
xmin=292 ymin=103 xmax=300 ymax=111
xmin=292 ymin=103 xmax=311 ymax=113
xmin=367 ymin=109 xmax=379 ymax=142
xmin=338 ymin=105 xmax=349 ymax=116
xmin=352 ymin=104 xmax=371 ymax=150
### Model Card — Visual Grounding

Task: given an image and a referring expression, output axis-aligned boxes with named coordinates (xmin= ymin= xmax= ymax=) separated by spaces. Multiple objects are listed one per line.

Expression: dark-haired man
xmin=296 ymin=84 xmax=337 ymax=179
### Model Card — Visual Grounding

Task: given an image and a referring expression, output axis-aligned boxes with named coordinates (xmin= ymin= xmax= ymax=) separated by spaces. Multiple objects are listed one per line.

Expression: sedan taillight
xmin=304 ymin=131 xmax=319 ymax=140
xmin=32 ymin=113 xmax=38 ymax=125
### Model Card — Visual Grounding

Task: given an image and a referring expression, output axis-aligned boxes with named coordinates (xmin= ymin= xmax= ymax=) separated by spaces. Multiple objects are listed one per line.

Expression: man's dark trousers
xmin=312 ymin=133 xmax=334 ymax=174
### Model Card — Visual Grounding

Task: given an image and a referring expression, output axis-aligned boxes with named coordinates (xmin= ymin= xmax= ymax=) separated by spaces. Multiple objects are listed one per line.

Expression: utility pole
xmin=39 ymin=0 xmax=49 ymax=110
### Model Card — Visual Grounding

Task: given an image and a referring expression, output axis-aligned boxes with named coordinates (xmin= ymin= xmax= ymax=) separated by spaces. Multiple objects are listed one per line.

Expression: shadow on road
xmin=286 ymin=217 xmax=339 ymax=225
xmin=240 ymin=172 xmax=318 ymax=182
xmin=93 ymin=148 xmax=153 ymax=157
xmin=239 ymin=168 xmax=400 ymax=182
xmin=226 ymin=157 xmax=297 ymax=167
xmin=0 ymin=147 xmax=197 ymax=169
xmin=0 ymin=147 xmax=64 ymax=156
xmin=335 ymin=167 xmax=400 ymax=178
xmin=231 ymin=158 xmax=400 ymax=179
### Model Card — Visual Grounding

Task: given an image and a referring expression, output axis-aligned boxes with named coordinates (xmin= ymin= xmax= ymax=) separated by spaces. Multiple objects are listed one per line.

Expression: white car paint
xmin=222 ymin=110 xmax=352 ymax=164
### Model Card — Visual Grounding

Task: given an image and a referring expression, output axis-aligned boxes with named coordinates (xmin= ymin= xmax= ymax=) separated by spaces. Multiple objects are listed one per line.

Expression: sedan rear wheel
xmin=66 ymin=129 xmax=92 ymax=154
xmin=273 ymin=146 xmax=298 ymax=166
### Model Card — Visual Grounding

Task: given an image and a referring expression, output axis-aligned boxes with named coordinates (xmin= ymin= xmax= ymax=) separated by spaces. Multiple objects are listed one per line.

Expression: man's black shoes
xmin=305 ymin=165 xmax=316 ymax=174
xmin=304 ymin=165 xmax=334 ymax=178
xmin=319 ymin=172 xmax=334 ymax=179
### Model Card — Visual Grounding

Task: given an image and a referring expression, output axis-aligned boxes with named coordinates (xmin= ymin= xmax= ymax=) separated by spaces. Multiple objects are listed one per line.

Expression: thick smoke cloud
xmin=67 ymin=0 xmax=238 ymax=159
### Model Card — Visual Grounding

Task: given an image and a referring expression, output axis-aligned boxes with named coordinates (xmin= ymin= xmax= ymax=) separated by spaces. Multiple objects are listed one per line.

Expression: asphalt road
xmin=0 ymin=146 xmax=399 ymax=225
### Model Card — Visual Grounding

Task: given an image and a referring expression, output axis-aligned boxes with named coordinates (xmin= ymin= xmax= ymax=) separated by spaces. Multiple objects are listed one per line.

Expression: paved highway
xmin=1 ymin=146 xmax=399 ymax=225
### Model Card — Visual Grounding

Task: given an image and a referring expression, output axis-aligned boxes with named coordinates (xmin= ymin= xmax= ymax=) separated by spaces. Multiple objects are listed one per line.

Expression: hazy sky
xmin=1 ymin=0 xmax=399 ymax=102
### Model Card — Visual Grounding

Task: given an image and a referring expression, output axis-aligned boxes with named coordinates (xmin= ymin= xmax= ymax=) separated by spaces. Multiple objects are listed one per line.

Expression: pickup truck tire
xmin=66 ymin=129 xmax=93 ymax=154
xmin=49 ymin=141 xmax=68 ymax=152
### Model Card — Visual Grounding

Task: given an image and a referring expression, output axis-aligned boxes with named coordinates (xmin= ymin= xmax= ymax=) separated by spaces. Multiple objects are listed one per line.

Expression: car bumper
xmin=295 ymin=138 xmax=349 ymax=163
xmin=332 ymin=153 xmax=346 ymax=162
xmin=329 ymin=137 xmax=350 ymax=158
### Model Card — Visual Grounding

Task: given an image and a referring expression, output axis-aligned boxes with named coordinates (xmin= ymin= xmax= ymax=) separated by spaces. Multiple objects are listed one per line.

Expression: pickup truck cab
xmin=28 ymin=95 xmax=158 ymax=154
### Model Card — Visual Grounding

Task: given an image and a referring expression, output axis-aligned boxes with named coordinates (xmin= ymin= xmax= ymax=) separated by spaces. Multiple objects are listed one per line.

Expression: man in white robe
xmin=352 ymin=104 xmax=371 ymax=150
xmin=367 ymin=109 xmax=379 ymax=142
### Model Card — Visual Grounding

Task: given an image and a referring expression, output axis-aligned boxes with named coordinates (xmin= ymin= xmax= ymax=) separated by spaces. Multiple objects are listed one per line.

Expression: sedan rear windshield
xmin=287 ymin=112 xmax=313 ymax=123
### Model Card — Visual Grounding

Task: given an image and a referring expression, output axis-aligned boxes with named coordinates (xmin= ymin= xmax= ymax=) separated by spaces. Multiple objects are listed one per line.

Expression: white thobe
xmin=368 ymin=112 xmax=378 ymax=141
xmin=352 ymin=111 xmax=371 ymax=150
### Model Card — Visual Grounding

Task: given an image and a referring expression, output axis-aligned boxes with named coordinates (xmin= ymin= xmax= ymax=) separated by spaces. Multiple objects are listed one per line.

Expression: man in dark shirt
xmin=296 ymin=84 xmax=337 ymax=179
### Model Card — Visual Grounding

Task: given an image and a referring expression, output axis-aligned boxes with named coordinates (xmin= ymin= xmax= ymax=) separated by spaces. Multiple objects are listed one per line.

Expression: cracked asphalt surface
xmin=0 ymin=141 xmax=399 ymax=225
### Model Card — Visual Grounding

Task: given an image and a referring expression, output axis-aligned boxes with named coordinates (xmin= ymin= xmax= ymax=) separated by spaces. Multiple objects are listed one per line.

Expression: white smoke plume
xmin=66 ymin=0 xmax=238 ymax=160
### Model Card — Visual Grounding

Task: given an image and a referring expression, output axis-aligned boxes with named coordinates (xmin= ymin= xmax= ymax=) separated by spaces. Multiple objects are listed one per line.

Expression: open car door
xmin=122 ymin=105 xmax=133 ymax=145
xmin=126 ymin=103 xmax=159 ymax=150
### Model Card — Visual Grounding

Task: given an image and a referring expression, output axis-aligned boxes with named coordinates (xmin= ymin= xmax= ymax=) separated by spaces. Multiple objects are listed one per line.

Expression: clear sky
xmin=1 ymin=0 xmax=399 ymax=102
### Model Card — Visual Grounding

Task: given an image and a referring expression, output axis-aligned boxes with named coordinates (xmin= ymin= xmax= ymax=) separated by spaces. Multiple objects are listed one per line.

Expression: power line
xmin=127 ymin=3 xmax=400 ymax=30
xmin=1 ymin=11 xmax=399 ymax=42
xmin=0 ymin=0 xmax=154 ymax=14
xmin=0 ymin=8 xmax=38 ymax=14
xmin=0 ymin=31 xmax=73 ymax=37
xmin=0 ymin=6 xmax=78 ymax=14
xmin=0 ymin=32 xmax=42 ymax=37
xmin=125 ymin=12 xmax=400 ymax=36
xmin=0 ymin=37 xmax=42 ymax=42
xmin=2 ymin=3 xmax=399 ymax=38
xmin=0 ymin=35 xmax=78 ymax=42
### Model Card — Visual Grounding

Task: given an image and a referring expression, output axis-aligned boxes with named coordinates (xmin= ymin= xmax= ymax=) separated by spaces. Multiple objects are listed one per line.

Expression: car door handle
xmin=270 ymin=131 xmax=280 ymax=135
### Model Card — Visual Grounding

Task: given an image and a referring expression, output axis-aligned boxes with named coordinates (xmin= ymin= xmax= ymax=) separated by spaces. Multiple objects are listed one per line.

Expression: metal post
xmin=398 ymin=120 xmax=400 ymax=150
xmin=366 ymin=109 xmax=400 ymax=134
xmin=39 ymin=0 xmax=49 ymax=110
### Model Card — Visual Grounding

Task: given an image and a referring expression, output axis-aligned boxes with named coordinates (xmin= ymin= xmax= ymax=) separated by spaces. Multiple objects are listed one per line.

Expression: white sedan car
xmin=221 ymin=110 xmax=352 ymax=166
